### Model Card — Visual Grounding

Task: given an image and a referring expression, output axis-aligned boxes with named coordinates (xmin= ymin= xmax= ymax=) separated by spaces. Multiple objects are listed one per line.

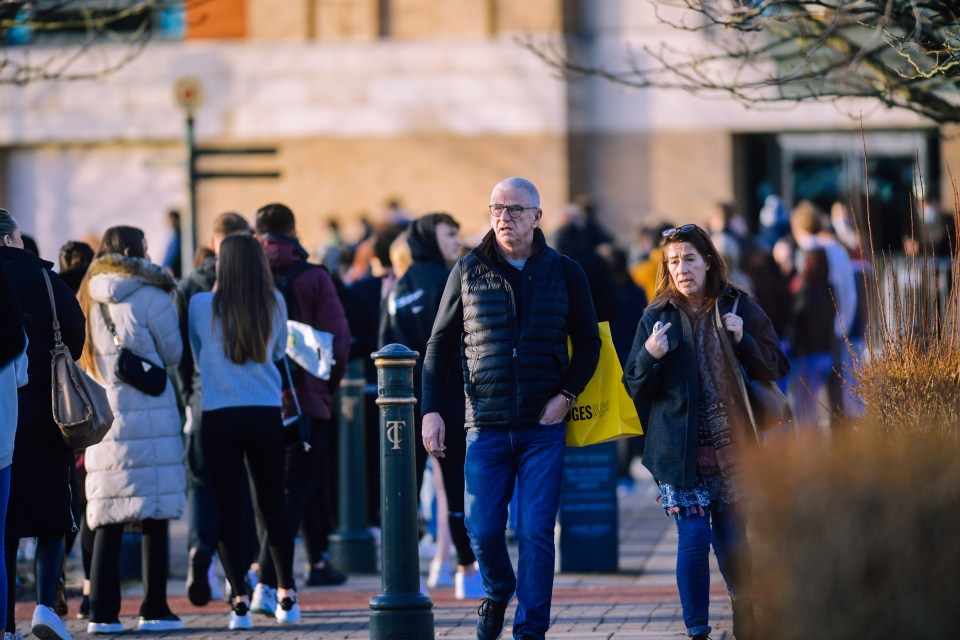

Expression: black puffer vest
xmin=459 ymin=235 xmax=569 ymax=428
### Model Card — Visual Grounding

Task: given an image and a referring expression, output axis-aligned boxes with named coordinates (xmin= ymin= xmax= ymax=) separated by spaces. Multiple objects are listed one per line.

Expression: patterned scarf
xmin=688 ymin=304 xmax=749 ymax=497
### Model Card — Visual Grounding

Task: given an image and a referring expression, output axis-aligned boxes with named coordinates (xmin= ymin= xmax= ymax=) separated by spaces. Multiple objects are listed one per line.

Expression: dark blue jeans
xmin=674 ymin=502 xmax=747 ymax=637
xmin=464 ymin=422 xmax=566 ymax=640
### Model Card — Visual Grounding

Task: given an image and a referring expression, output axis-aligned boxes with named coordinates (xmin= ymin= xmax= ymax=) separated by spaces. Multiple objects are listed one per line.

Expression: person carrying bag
xmin=42 ymin=270 xmax=114 ymax=449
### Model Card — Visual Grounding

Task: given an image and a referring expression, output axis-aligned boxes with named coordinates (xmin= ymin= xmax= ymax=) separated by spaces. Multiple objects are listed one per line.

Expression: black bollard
xmin=329 ymin=358 xmax=377 ymax=573
xmin=369 ymin=344 xmax=434 ymax=640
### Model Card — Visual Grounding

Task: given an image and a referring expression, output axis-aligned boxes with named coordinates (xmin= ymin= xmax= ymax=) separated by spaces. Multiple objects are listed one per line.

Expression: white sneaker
xmin=4 ymin=631 xmax=24 ymax=640
xmin=86 ymin=621 xmax=123 ymax=634
xmin=137 ymin=614 xmax=185 ymax=632
xmin=275 ymin=596 xmax=301 ymax=624
xmin=454 ymin=568 xmax=485 ymax=600
xmin=250 ymin=582 xmax=277 ymax=618
xmin=426 ymin=560 xmax=453 ymax=588
xmin=227 ymin=602 xmax=252 ymax=630
xmin=31 ymin=604 xmax=73 ymax=640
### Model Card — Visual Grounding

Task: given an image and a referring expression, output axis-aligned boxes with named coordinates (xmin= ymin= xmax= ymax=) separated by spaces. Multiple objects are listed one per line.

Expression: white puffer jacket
xmin=83 ymin=255 xmax=185 ymax=529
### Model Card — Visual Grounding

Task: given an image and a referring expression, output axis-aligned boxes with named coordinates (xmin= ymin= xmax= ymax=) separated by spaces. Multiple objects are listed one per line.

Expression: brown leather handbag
xmin=43 ymin=270 xmax=115 ymax=449
xmin=715 ymin=294 xmax=793 ymax=441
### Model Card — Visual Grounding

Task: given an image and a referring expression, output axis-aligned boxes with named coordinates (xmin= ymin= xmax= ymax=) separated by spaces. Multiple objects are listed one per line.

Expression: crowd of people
xmin=0 ymin=181 xmax=879 ymax=640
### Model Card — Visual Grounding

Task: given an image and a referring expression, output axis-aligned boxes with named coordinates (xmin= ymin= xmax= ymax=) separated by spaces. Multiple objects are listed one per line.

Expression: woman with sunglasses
xmin=623 ymin=224 xmax=788 ymax=640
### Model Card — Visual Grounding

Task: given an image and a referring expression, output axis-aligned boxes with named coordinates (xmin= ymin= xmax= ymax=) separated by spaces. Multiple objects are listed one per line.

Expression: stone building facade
xmin=0 ymin=0 xmax=950 ymax=262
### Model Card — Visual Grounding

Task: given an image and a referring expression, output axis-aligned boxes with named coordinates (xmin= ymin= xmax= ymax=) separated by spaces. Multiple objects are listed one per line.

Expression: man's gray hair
xmin=492 ymin=177 xmax=540 ymax=208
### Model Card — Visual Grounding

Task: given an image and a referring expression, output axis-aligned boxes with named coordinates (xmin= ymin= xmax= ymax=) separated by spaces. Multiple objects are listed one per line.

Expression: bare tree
xmin=0 ymin=0 xmax=196 ymax=85
xmin=525 ymin=1 xmax=960 ymax=124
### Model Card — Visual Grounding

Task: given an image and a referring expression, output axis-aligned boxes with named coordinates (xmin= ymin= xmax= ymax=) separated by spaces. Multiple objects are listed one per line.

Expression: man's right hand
xmin=422 ymin=412 xmax=447 ymax=459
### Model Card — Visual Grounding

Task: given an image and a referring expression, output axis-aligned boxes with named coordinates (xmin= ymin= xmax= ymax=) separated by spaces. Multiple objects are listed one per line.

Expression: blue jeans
xmin=464 ymin=423 xmax=566 ymax=640
xmin=791 ymin=353 xmax=835 ymax=431
xmin=0 ymin=465 xmax=9 ymax=630
xmin=674 ymin=502 xmax=748 ymax=637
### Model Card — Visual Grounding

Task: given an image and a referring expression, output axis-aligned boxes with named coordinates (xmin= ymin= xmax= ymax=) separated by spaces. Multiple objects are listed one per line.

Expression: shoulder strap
xmin=714 ymin=298 xmax=759 ymax=441
xmin=274 ymin=260 xmax=315 ymax=320
xmin=98 ymin=303 xmax=122 ymax=347
xmin=40 ymin=270 xmax=64 ymax=347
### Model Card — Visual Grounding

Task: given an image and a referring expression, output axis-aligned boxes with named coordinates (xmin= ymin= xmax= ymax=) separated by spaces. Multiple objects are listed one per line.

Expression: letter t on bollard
xmin=369 ymin=344 xmax=434 ymax=640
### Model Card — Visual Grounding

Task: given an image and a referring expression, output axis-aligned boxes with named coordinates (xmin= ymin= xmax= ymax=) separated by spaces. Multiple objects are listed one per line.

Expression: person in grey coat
xmin=78 ymin=226 xmax=185 ymax=634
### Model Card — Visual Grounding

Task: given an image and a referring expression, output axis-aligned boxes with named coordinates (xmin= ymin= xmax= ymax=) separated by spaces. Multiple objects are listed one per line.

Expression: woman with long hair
xmin=79 ymin=225 xmax=185 ymax=634
xmin=623 ymin=224 xmax=789 ymax=640
xmin=187 ymin=233 xmax=299 ymax=629
xmin=2 ymin=209 xmax=84 ymax=640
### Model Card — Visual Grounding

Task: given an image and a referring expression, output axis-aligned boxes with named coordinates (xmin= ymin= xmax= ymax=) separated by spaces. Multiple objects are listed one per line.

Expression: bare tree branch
xmin=0 ymin=0 xmax=210 ymax=85
xmin=523 ymin=0 xmax=960 ymax=124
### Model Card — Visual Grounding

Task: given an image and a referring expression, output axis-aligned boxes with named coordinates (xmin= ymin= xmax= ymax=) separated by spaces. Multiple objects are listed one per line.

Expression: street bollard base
xmin=328 ymin=531 xmax=378 ymax=574
xmin=369 ymin=608 xmax=435 ymax=640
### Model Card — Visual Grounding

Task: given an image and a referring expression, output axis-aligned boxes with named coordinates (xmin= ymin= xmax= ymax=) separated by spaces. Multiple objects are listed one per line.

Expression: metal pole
xmin=183 ymin=113 xmax=197 ymax=279
xmin=329 ymin=358 xmax=377 ymax=573
xmin=369 ymin=344 xmax=433 ymax=640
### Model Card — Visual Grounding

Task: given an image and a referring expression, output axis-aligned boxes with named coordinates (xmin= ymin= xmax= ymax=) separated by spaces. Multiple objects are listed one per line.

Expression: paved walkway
xmin=13 ymin=470 xmax=734 ymax=639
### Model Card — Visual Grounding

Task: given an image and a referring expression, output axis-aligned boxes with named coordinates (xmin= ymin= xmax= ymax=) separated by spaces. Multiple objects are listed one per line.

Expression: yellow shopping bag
xmin=565 ymin=321 xmax=644 ymax=447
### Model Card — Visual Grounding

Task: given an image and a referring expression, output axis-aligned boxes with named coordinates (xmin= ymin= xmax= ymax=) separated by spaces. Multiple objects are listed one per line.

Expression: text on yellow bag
xmin=565 ymin=321 xmax=643 ymax=447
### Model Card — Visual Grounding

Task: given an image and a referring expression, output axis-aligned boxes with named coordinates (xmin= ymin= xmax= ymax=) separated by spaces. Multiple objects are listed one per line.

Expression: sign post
xmin=174 ymin=76 xmax=280 ymax=276
xmin=174 ymin=76 xmax=203 ymax=278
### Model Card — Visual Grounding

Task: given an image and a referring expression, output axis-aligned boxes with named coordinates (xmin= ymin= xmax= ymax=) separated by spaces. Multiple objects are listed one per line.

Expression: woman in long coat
xmin=1 ymin=209 xmax=85 ymax=640
xmin=78 ymin=226 xmax=185 ymax=634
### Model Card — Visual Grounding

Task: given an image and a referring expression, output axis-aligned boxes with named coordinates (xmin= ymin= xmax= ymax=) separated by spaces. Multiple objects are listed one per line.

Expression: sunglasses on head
xmin=661 ymin=224 xmax=705 ymax=240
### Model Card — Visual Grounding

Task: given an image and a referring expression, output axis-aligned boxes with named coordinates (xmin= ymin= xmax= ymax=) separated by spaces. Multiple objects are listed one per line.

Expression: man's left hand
xmin=538 ymin=394 xmax=570 ymax=425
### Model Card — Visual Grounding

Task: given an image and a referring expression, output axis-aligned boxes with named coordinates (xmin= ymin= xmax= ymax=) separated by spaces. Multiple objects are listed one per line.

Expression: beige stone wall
xmin=566 ymin=130 xmax=733 ymax=241
xmin=314 ymin=0 xmax=380 ymax=41
xmin=493 ymin=0 xmax=563 ymax=33
xmin=388 ymin=0 xmax=492 ymax=39
xmin=247 ymin=0 xmax=310 ymax=41
xmin=940 ymin=124 xmax=960 ymax=213
xmin=193 ymin=128 xmax=733 ymax=254
xmin=650 ymin=131 xmax=733 ymax=228
xmin=193 ymin=132 xmax=569 ymax=252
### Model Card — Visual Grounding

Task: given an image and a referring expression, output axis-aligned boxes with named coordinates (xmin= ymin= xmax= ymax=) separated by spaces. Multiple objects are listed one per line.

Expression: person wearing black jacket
xmin=421 ymin=178 xmax=600 ymax=640
xmin=623 ymin=224 xmax=788 ymax=640
xmin=379 ymin=212 xmax=482 ymax=596
xmin=2 ymin=209 xmax=85 ymax=640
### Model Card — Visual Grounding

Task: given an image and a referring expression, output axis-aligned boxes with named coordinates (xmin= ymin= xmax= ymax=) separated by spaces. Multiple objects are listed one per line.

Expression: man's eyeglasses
xmin=489 ymin=204 xmax=538 ymax=218
xmin=661 ymin=224 xmax=704 ymax=240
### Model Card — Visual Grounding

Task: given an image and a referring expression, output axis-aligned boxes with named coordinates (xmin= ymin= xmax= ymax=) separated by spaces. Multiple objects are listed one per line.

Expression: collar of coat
xmin=476 ymin=227 xmax=547 ymax=264
xmin=86 ymin=254 xmax=177 ymax=292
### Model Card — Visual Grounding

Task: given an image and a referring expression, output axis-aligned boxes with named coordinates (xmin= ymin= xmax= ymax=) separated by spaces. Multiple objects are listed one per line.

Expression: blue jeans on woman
xmin=464 ymin=422 xmax=566 ymax=640
xmin=674 ymin=501 xmax=748 ymax=637
xmin=0 ymin=465 xmax=9 ymax=631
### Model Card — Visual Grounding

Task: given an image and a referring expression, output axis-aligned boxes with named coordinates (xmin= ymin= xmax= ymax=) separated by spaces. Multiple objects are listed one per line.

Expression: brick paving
xmin=13 ymin=470 xmax=734 ymax=639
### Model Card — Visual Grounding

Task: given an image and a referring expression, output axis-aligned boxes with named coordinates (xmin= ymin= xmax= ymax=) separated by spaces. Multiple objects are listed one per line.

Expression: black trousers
xmin=414 ymin=416 xmax=475 ymax=568
xmin=201 ymin=406 xmax=295 ymax=596
xmin=185 ymin=399 xmax=258 ymax=562
xmin=4 ymin=535 xmax=63 ymax=633
xmin=89 ymin=519 xmax=170 ymax=622
xmin=258 ymin=417 xmax=335 ymax=585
